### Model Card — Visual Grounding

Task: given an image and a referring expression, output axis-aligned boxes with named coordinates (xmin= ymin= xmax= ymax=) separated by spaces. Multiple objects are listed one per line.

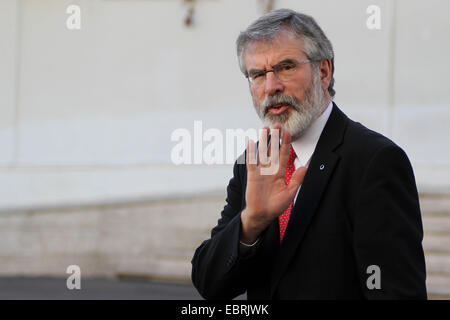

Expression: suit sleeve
xmin=353 ymin=144 xmax=427 ymax=299
xmin=191 ymin=158 xmax=259 ymax=300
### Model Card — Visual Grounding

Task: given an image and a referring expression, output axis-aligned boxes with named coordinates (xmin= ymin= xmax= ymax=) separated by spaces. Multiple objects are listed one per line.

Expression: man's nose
xmin=264 ymin=71 xmax=284 ymax=96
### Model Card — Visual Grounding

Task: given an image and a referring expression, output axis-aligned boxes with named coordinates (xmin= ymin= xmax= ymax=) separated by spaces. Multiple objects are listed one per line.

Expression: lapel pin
xmin=320 ymin=164 xmax=325 ymax=170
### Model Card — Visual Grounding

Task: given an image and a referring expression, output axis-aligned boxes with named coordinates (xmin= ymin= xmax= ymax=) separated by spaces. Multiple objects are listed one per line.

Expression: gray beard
xmin=254 ymin=71 xmax=327 ymax=140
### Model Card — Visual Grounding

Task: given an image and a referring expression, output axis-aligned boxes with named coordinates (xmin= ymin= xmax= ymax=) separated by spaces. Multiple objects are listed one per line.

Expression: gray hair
xmin=236 ymin=8 xmax=335 ymax=98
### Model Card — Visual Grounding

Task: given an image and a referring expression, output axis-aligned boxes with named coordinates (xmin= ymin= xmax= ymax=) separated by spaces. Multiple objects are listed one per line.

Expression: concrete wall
xmin=0 ymin=196 xmax=224 ymax=282
xmin=1 ymin=0 xmax=449 ymax=211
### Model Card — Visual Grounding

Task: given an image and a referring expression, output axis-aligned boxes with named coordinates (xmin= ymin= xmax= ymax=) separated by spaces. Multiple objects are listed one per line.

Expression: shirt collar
xmin=291 ymin=100 xmax=333 ymax=167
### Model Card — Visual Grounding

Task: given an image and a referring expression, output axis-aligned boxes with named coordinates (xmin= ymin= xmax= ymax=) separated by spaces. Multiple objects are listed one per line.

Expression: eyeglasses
xmin=246 ymin=59 xmax=312 ymax=87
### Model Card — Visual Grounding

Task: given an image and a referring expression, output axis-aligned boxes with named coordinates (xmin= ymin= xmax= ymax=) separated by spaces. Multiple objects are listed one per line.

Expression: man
xmin=191 ymin=9 xmax=427 ymax=299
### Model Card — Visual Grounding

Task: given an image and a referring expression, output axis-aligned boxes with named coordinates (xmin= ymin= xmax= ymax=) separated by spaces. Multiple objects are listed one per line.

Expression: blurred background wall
xmin=1 ymin=0 xmax=449 ymax=298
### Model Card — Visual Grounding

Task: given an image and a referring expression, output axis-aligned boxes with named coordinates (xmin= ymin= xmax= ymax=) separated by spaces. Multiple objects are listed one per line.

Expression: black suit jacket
xmin=191 ymin=103 xmax=427 ymax=299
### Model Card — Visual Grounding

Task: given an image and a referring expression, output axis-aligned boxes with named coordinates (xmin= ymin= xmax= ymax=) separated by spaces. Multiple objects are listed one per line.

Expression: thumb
xmin=287 ymin=166 xmax=307 ymax=195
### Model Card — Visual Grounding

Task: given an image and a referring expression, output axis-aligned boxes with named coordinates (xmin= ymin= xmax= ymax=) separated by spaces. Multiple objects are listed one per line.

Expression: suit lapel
xmin=270 ymin=103 xmax=348 ymax=296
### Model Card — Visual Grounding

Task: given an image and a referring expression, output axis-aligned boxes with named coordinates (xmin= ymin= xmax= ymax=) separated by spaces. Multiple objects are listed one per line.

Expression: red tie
xmin=278 ymin=145 xmax=296 ymax=242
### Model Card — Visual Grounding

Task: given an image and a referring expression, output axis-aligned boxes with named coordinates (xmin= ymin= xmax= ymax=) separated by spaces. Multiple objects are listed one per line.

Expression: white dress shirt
xmin=291 ymin=100 xmax=333 ymax=203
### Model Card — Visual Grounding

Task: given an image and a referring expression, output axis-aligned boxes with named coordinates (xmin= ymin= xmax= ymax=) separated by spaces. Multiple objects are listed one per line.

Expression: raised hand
xmin=240 ymin=123 xmax=307 ymax=244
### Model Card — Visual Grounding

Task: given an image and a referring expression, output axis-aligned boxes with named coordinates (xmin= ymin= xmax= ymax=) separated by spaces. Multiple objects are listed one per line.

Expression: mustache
xmin=260 ymin=94 xmax=301 ymax=116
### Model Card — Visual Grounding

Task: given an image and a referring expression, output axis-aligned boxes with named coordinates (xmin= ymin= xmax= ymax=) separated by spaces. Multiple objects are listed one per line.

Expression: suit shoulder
xmin=337 ymin=117 xmax=414 ymax=170
xmin=343 ymin=118 xmax=402 ymax=155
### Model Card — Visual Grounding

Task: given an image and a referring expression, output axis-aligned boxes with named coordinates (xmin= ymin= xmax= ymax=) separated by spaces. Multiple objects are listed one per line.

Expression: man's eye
xmin=252 ymin=73 xmax=264 ymax=79
xmin=281 ymin=64 xmax=295 ymax=71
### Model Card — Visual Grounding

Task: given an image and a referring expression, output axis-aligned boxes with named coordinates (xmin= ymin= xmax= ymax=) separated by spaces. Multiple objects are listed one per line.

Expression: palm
xmin=244 ymin=125 xmax=307 ymax=226
xmin=246 ymin=169 xmax=294 ymax=218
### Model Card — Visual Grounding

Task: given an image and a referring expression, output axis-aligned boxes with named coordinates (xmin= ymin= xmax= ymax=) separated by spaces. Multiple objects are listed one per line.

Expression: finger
xmin=259 ymin=126 xmax=269 ymax=166
xmin=267 ymin=126 xmax=281 ymax=166
xmin=286 ymin=166 xmax=307 ymax=196
xmin=273 ymin=123 xmax=282 ymax=139
xmin=246 ymin=139 xmax=257 ymax=170
xmin=278 ymin=127 xmax=292 ymax=175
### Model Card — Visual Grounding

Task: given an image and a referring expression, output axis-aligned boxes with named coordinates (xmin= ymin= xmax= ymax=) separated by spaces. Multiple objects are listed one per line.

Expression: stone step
xmin=423 ymin=235 xmax=450 ymax=253
xmin=422 ymin=216 xmax=450 ymax=234
xmin=427 ymin=274 xmax=450 ymax=288
xmin=425 ymin=254 xmax=450 ymax=274
xmin=420 ymin=194 xmax=450 ymax=216
xmin=427 ymin=287 xmax=450 ymax=299
xmin=424 ymin=252 xmax=450 ymax=299
xmin=426 ymin=273 xmax=450 ymax=299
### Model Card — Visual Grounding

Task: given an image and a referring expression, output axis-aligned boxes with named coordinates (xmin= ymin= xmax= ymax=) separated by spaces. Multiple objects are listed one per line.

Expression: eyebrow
xmin=247 ymin=58 xmax=299 ymax=75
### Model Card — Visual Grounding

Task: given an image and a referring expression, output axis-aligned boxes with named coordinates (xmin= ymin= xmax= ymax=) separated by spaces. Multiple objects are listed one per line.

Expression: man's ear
xmin=319 ymin=59 xmax=332 ymax=91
